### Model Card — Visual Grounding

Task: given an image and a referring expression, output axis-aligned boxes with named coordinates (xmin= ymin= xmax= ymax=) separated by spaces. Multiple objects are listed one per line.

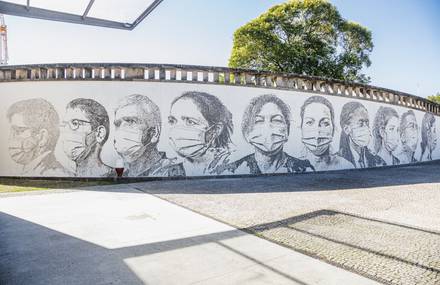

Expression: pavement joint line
xmin=131 ymin=185 xmax=383 ymax=284
xmin=286 ymin=225 xmax=440 ymax=275
xmin=188 ymin=241 xmax=307 ymax=285
xmin=322 ymin=208 xmax=440 ymax=236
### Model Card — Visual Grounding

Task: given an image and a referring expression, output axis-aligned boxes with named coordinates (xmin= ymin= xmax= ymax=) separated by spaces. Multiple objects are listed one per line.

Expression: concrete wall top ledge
xmin=0 ymin=62 xmax=438 ymax=116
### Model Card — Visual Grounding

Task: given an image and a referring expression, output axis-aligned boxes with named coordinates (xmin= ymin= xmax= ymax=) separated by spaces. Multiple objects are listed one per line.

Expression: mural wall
xmin=0 ymin=81 xmax=438 ymax=178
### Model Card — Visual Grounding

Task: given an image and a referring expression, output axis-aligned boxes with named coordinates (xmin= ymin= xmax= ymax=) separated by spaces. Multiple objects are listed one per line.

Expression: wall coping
xmin=1 ymin=63 xmax=438 ymax=115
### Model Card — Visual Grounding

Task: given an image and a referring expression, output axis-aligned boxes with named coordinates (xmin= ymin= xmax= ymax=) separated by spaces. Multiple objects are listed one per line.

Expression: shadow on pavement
xmin=2 ymin=160 xmax=440 ymax=195
xmin=2 ymin=208 xmax=439 ymax=285
xmin=132 ymin=160 xmax=440 ymax=194
xmin=0 ymin=212 xmax=309 ymax=285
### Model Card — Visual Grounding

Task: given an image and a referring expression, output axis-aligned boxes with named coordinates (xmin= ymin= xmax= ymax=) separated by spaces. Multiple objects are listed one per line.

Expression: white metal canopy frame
xmin=0 ymin=0 xmax=164 ymax=30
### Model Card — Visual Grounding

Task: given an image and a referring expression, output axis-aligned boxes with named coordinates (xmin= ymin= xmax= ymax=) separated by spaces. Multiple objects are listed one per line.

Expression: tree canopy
xmin=427 ymin=92 xmax=440 ymax=104
xmin=228 ymin=0 xmax=374 ymax=83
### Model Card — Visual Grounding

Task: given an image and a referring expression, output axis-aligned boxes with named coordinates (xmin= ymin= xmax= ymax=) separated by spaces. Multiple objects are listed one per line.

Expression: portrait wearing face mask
xmin=248 ymin=125 xmax=287 ymax=154
xmin=373 ymin=107 xmax=401 ymax=166
xmin=246 ymin=102 xmax=288 ymax=155
xmin=60 ymin=99 xmax=114 ymax=178
xmin=419 ymin=113 xmax=437 ymax=162
xmin=350 ymin=126 xmax=371 ymax=147
xmin=8 ymin=125 xmax=40 ymax=165
xmin=169 ymin=124 xmax=216 ymax=159
xmin=113 ymin=101 xmax=155 ymax=164
xmin=302 ymin=127 xmax=333 ymax=156
xmin=167 ymin=92 xmax=234 ymax=176
xmin=168 ymin=97 xmax=221 ymax=162
xmin=382 ymin=116 xmax=400 ymax=153
xmin=217 ymin=95 xmax=314 ymax=176
xmin=7 ymin=98 xmax=68 ymax=176
xmin=300 ymin=97 xmax=352 ymax=171
xmin=396 ymin=111 xmax=419 ymax=164
xmin=61 ymin=117 xmax=98 ymax=163
xmin=114 ymin=127 xmax=148 ymax=160
xmin=62 ymin=126 xmax=97 ymax=162
xmin=301 ymin=102 xmax=334 ymax=157
xmin=338 ymin=102 xmax=386 ymax=169
xmin=113 ymin=95 xmax=185 ymax=178
xmin=402 ymin=125 xmax=418 ymax=152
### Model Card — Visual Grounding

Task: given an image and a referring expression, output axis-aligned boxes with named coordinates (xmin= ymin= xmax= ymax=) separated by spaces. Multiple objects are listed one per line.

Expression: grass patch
xmin=0 ymin=178 xmax=116 ymax=193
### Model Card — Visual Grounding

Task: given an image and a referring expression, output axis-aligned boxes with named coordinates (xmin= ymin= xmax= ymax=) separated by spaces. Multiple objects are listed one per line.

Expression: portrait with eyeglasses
xmin=61 ymin=98 xmax=113 ymax=177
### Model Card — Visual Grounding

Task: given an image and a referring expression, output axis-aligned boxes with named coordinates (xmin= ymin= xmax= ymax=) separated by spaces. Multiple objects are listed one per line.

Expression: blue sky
xmin=4 ymin=0 xmax=439 ymax=97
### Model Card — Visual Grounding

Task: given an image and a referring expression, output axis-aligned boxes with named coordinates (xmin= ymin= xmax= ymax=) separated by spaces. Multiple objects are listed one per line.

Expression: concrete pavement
xmin=0 ymin=184 xmax=377 ymax=285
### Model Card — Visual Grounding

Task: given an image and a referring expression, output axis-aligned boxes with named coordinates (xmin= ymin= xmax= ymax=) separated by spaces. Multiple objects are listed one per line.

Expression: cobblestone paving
xmin=250 ymin=210 xmax=440 ymax=285
xmin=135 ymin=162 xmax=440 ymax=285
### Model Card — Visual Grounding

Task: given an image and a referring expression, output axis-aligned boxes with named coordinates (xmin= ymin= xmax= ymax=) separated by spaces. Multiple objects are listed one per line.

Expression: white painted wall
xmin=0 ymin=81 xmax=438 ymax=177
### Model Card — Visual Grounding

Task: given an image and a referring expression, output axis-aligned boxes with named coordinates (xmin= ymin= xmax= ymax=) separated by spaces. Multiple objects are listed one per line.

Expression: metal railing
xmin=0 ymin=63 xmax=438 ymax=115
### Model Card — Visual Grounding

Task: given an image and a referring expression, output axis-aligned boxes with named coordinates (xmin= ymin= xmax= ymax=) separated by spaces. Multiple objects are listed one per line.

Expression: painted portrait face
xmin=428 ymin=122 xmax=437 ymax=151
xmin=381 ymin=116 xmax=400 ymax=152
xmin=8 ymin=113 xmax=40 ymax=165
xmin=61 ymin=107 xmax=96 ymax=162
xmin=168 ymin=98 xmax=213 ymax=159
xmin=246 ymin=102 xmax=288 ymax=154
xmin=301 ymin=102 xmax=333 ymax=156
xmin=346 ymin=107 xmax=371 ymax=148
xmin=401 ymin=114 xmax=418 ymax=152
xmin=114 ymin=104 xmax=148 ymax=161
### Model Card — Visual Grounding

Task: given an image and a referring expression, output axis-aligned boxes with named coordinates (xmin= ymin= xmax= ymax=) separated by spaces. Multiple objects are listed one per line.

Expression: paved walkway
xmin=0 ymin=185 xmax=377 ymax=285
xmin=134 ymin=161 xmax=440 ymax=285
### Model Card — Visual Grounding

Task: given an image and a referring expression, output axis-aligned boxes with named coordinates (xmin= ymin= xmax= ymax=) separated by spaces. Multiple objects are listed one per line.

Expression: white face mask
xmin=169 ymin=125 xmax=214 ymax=159
xmin=114 ymin=129 xmax=147 ymax=161
xmin=248 ymin=126 xmax=287 ymax=154
xmin=383 ymin=130 xmax=399 ymax=152
xmin=63 ymin=130 xmax=97 ymax=162
xmin=350 ymin=126 xmax=371 ymax=147
xmin=302 ymin=128 xmax=332 ymax=156
xmin=9 ymin=135 xmax=39 ymax=165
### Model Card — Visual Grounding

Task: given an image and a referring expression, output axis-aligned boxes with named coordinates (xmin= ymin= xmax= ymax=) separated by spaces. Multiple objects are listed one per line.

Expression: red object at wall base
xmin=115 ymin=168 xmax=124 ymax=177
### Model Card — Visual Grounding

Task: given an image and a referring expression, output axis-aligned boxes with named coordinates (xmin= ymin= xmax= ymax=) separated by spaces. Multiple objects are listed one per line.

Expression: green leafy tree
xmin=229 ymin=0 xmax=374 ymax=83
xmin=427 ymin=92 xmax=440 ymax=104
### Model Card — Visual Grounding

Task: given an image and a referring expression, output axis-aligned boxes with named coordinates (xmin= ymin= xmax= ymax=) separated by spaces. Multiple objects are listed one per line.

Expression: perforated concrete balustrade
xmin=1 ymin=63 xmax=438 ymax=115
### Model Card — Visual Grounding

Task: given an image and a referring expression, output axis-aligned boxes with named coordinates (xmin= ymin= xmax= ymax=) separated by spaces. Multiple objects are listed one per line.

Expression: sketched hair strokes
xmin=339 ymin=101 xmax=380 ymax=168
xmin=420 ymin=112 xmax=437 ymax=161
xmin=170 ymin=91 xmax=234 ymax=150
xmin=168 ymin=91 xmax=233 ymax=175
xmin=7 ymin=98 xmax=66 ymax=176
xmin=62 ymin=98 xmax=113 ymax=177
xmin=300 ymin=95 xmax=335 ymax=136
xmin=115 ymin=94 xmax=162 ymax=150
xmin=373 ymin=106 xmax=400 ymax=165
xmin=242 ymin=94 xmax=292 ymax=138
xmin=399 ymin=110 xmax=418 ymax=163
xmin=299 ymin=96 xmax=351 ymax=171
xmin=114 ymin=94 xmax=184 ymax=177
xmin=66 ymin=98 xmax=110 ymax=143
xmin=217 ymin=94 xmax=313 ymax=175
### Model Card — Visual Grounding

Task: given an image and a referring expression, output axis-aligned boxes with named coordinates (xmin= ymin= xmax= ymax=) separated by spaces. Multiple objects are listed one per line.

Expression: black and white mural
xmin=338 ymin=101 xmax=385 ymax=168
xmin=217 ymin=94 xmax=314 ymax=175
xmin=1 ymin=81 xmax=439 ymax=177
xmin=61 ymin=98 xmax=113 ymax=177
xmin=168 ymin=91 xmax=233 ymax=176
xmin=113 ymin=94 xmax=184 ymax=177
